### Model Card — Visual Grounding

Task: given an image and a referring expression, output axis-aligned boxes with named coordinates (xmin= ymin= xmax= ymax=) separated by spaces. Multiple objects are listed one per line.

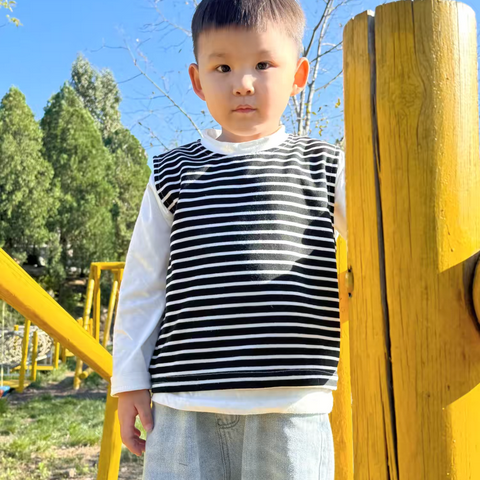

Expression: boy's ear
xmin=189 ymin=63 xmax=206 ymax=101
xmin=291 ymin=57 xmax=309 ymax=96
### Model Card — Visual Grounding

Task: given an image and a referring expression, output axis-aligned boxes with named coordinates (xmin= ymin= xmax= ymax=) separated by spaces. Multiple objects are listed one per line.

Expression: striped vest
xmin=149 ymin=134 xmax=342 ymax=392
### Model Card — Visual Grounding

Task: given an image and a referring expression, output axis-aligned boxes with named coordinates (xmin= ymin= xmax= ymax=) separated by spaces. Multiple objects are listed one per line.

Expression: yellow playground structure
xmin=0 ymin=262 xmax=124 ymax=395
xmin=1 ymin=0 xmax=480 ymax=478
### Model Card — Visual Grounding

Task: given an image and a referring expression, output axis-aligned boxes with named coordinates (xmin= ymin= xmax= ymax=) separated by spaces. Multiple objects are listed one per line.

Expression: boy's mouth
xmin=234 ymin=106 xmax=256 ymax=113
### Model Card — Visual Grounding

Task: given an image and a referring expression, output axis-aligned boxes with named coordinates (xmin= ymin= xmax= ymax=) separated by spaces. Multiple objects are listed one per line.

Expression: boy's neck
xmin=216 ymin=124 xmax=283 ymax=143
xmin=200 ymin=123 xmax=289 ymax=156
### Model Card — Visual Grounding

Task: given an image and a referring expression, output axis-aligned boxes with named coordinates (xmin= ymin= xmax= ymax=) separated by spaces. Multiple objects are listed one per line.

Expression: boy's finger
xmin=126 ymin=437 xmax=146 ymax=457
xmin=137 ymin=403 xmax=154 ymax=432
xmin=118 ymin=406 xmax=139 ymax=446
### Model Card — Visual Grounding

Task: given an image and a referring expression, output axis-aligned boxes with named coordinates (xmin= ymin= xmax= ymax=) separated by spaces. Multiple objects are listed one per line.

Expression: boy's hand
xmin=116 ymin=389 xmax=153 ymax=456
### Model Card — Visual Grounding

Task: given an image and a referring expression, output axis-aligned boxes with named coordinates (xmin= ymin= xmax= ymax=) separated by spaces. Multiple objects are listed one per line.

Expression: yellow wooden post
xmin=75 ymin=264 xmax=96 ymax=390
xmin=102 ymin=270 xmax=119 ymax=348
xmin=330 ymin=236 xmax=354 ymax=480
xmin=82 ymin=269 xmax=95 ymax=338
xmin=74 ymin=318 xmax=84 ymax=390
xmin=96 ymin=384 xmax=122 ymax=480
xmin=53 ymin=339 xmax=60 ymax=369
xmin=93 ymin=264 xmax=101 ymax=342
xmin=17 ymin=318 xmax=31 ymax=393
xmin=13 ymin=324 xmax=18 ymax=350
xmin=344 ymin=1 xmax=480 ymax=478
xmin=31 ymin=330 xmax=38 ymax=381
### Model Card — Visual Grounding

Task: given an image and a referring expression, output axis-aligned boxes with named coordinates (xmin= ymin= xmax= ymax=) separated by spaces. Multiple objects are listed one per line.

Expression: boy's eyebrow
xmin=208 ymin=49 xmax=275 ymax=60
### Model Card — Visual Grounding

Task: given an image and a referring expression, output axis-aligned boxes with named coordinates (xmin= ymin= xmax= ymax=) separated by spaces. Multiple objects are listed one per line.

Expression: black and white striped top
xmin=148 ymin=127 xmax=343 ymax=393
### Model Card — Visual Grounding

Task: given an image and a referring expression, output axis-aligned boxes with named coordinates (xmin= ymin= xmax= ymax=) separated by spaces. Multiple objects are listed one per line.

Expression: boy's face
xmin=189 ymin=24 xmax=309 ymax=143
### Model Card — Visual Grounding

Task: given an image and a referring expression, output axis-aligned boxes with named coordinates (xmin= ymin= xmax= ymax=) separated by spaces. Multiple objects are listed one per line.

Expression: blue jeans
xmin=143 ymin=402 xmax=335 ymax=480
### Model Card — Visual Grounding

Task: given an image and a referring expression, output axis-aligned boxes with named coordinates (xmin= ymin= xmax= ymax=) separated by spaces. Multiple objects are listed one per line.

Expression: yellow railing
xmin=0 ymin=248 xmax=121 ymax=480
xmin=74 ymin=262 xmax=124 ymax=389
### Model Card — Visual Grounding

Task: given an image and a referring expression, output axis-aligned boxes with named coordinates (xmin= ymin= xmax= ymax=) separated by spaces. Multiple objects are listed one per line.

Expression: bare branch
xmin=303 ymin=0 xmax=337 ymax=135
xmin=136 ymin=120 xmax=170 ymax=151
xmin=302 ymin=0 xmax=333 ymax=58
xmin=149 ymin=0 xmax=192 ymax=37
xmin=314 ymin=69 xmax=343 ymax=93
xmin=309 ymin=40 xmax=343 ymax=68
xmin=122 ymin=38 xmax=202 ymax=136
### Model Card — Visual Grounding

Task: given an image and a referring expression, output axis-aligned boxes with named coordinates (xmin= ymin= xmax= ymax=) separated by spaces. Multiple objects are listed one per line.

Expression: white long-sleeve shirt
xmin=111 ymin=124 xmax=347 ymax=414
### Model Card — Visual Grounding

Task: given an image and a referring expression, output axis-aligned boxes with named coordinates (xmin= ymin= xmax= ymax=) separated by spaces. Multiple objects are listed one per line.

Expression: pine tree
xmin=40 ymin=83 xmax=116 ymax=278
xmin=70 ymin=54 xmax=150 ymax=260
xmin=106 ymin=127 xmax=151 ymax=259
xmin=0 ymin=87 xmax=55 ymax=262
xmin=70 ymin=53 xmax=122 ymax=140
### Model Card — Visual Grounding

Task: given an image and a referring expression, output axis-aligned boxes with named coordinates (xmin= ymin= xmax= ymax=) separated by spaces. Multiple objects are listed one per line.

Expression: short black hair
xmin=191 ymin=0 xmax=306 ymax=64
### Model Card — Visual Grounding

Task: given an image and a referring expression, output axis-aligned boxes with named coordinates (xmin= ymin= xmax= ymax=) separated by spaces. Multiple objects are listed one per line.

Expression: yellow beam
xmin=0 ymin=249 xmax=112 ymax=381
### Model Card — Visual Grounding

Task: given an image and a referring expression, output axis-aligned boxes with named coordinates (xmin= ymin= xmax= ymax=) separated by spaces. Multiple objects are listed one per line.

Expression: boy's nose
xmin=233 ymin=74 xmax=255 ymax=96
xmin=234 ymin=84 xmax=254 ymax=96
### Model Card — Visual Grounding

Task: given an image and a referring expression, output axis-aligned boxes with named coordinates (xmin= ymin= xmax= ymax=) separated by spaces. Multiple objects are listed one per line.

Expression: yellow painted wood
xmin=93 ymin=265 xmax=101 ymax=342
xmin=0 ymin=379 xmax=32 ymax=388
xmin=31 ymin=330 xmax=38 ymax=381
xmin=61 ymin=345 xmax=67 ymax=363
xmin=330 ymin=235 xmax=354 ymax=480
xmin=343 ymin=10 xmax=398 ymax=480
xmin=74 ymin=263 xmax=124 ymax=388
xmin=53 ymin=339 xmax=60 ymax=369
xmin=74 ymin=318 xmax=85 ymax=390
xmin=79 ymin=366 xmax=93 ymax=380
xmin=344 ymin=0 xmax=480 ymax=478
xmin=0 ymin=249 xmax=112 ymax=381
xmin=75 ymin=315 xmax=95 ymax=389
xmin=375 ymin=1 xmax=480 ymax=478
xmin=102 ymin=272 xmax=119 ymax=348
xmin=17 ymin=318 xmax=31 ymax=393
xmin=82 ymin=272 xmax=95 ymax=337
xmin=94 ymin=262 xmax=125 ymax=270
xmin=97 ymin=384 xmax=122 ymax=480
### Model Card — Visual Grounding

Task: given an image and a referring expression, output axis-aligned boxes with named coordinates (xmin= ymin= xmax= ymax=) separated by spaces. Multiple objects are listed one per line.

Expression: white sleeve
xmin=110 ymin=173 xmax=173 ymax=397
xmin=334 ymin=150 xmax=347 ymax=242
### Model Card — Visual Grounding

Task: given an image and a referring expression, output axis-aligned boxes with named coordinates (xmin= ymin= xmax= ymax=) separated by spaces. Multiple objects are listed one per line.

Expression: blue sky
xmin=1 ymin=0 xmax=479 ymax=170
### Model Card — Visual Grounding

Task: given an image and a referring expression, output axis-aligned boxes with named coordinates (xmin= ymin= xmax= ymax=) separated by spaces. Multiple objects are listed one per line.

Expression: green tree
xmin=0 ymin=87 xmax=55 ymax=262
xmin=106 ymin=127 xmax=151 ymax=259
xmin=71 ymin=54 xmax=150 ymax=260
xmin=70 ymin=53 xmax=122 ymax=140
xmin=40 ymin=83 xmax=116 ymax=281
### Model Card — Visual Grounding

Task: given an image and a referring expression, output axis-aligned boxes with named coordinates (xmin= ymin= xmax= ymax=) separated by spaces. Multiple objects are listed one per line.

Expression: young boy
xmin=111 ymin=0 xmax=347 ymax=478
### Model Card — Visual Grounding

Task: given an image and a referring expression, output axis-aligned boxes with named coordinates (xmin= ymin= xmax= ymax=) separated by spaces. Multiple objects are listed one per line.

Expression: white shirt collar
xmin=200 ymin=124 xmax=289 ymax=155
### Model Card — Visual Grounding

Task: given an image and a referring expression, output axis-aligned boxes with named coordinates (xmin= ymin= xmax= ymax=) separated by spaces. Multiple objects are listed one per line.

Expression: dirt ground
xmin=5 ymin=371 xmax=144 ymax=480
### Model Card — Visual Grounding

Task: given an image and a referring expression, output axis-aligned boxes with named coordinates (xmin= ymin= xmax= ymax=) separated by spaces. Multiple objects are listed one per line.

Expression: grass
xmin=0 ymin=351 xmax=146 ymax=479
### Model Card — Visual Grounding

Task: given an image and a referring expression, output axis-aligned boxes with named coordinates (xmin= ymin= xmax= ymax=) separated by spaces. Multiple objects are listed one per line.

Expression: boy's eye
xmin=215 ymin=62 xmax=271 ymax=73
